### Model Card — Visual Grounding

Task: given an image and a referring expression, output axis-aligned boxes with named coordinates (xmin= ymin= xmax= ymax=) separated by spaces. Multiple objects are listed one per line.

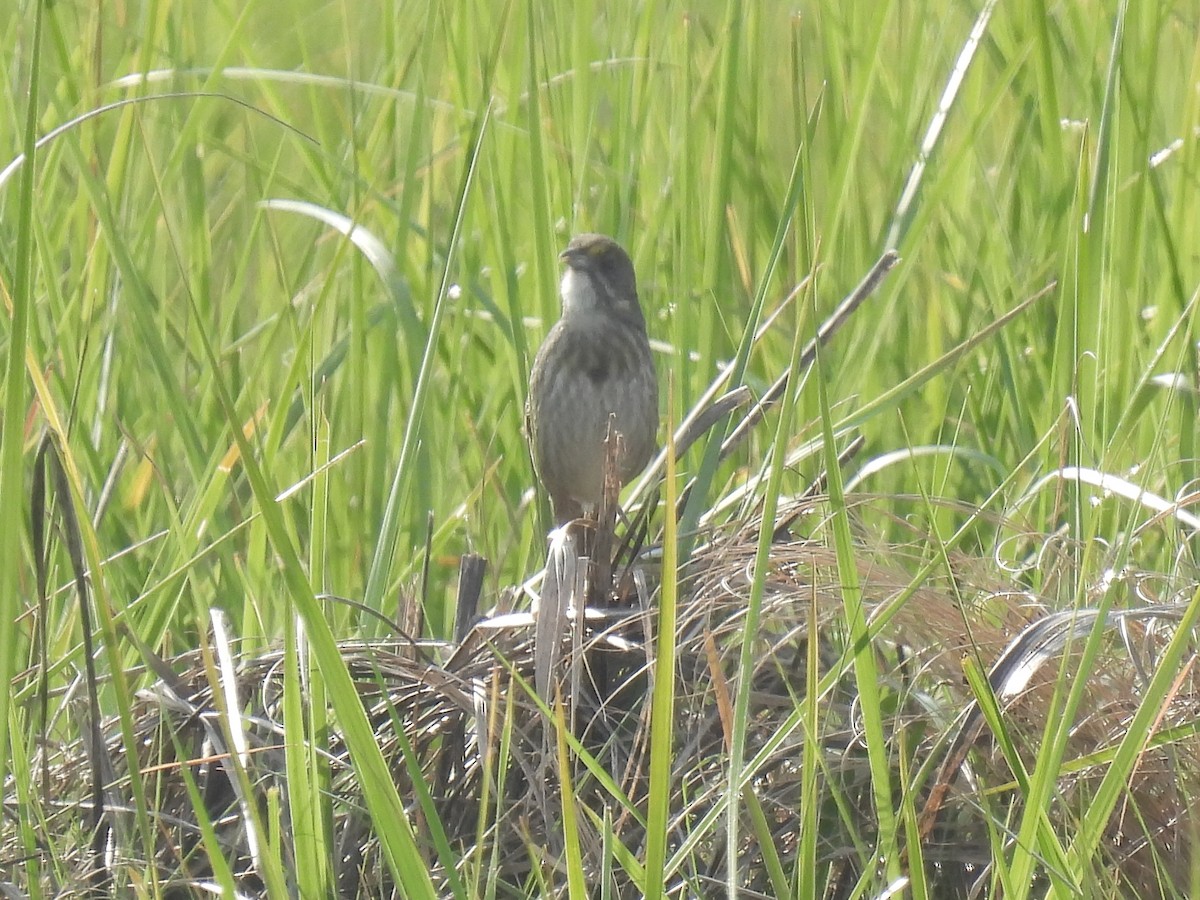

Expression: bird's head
xmin=558 ymin=233 xmax=644 ymax=327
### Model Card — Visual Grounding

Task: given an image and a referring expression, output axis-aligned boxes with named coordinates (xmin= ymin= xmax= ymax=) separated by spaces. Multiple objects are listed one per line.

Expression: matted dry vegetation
xmin=16 ymin=490 xmax=1200 ymax=898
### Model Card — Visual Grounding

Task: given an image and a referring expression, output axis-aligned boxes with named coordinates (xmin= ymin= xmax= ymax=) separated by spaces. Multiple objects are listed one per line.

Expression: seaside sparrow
xmin=526 ymin=234 xmax=658 ymax=527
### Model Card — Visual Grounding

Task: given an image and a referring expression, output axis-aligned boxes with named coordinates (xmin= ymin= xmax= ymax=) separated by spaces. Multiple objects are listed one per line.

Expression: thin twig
xmin=721 ymin=249 xmax=901 ymax=459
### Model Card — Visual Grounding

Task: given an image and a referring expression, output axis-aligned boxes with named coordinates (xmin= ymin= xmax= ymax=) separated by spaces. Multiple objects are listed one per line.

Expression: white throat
xmin=560 ymin=267 xmax=602 ymax=318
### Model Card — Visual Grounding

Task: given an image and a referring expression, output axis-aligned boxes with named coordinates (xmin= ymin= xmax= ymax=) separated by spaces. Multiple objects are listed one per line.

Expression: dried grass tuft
xmin=14 ymin=495 xmax=1200 ymax=897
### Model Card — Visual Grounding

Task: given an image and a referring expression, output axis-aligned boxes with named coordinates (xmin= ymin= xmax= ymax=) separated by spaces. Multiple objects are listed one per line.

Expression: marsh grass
xmin=3 ymin=0 xmax=1199 ymax=896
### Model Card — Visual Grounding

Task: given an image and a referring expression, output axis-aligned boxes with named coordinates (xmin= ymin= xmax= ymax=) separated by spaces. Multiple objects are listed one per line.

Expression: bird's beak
xmin=558 ymin=248 xmax=576 ymax=265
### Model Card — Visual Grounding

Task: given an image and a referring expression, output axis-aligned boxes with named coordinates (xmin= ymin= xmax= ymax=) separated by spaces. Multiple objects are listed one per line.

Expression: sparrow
xmin=526 ymin=233 xmax=658 ymax=527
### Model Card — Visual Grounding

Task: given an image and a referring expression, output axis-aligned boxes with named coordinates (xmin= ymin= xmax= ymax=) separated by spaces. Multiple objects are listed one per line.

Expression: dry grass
xmin=17 ymin=491 xmax=1200 ymax=897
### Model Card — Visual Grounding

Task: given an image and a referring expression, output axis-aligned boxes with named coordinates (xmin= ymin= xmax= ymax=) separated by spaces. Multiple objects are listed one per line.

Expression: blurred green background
xmin=3 ymin=0 xmax=1197 ymax=651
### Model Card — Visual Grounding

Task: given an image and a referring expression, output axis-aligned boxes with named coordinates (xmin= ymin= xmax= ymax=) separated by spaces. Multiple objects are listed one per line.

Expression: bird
xmin=526 ymin=233 xmax=659 ymax=528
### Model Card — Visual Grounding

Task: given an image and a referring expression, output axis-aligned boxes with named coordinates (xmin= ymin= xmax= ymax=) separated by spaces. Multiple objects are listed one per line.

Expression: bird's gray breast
xmin=530 ymin=316 xmax=656 ymax=499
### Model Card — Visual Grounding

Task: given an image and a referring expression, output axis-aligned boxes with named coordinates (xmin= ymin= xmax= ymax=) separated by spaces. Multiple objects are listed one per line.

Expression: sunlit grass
xmin=4 ymin=0 xmax=1199 ymax=895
